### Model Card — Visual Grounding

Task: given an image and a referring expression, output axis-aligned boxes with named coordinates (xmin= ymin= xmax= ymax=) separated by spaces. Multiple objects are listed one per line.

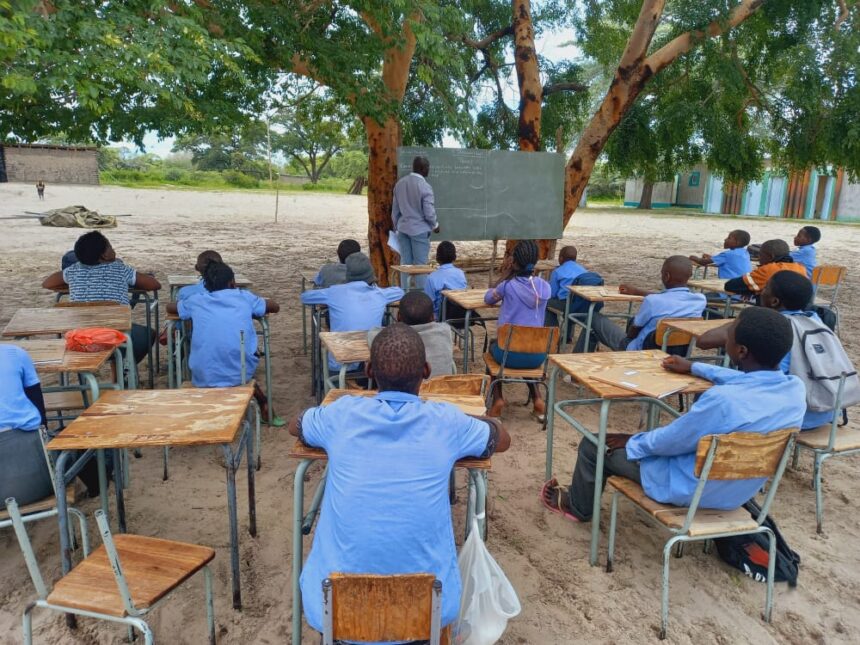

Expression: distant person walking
xmin=391 ymin=156 xmax=439 ymax=289
xmin=36 ymin=181 xmax=45 ymax=200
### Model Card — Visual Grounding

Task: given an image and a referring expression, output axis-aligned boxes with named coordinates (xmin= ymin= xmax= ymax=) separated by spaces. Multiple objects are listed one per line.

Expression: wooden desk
xmin=662 ymin=318 xmax=731 ymax=341
xmin=545 ymin=350 xmax=712 ymax=565
xmin=47 ymin=385 xmax=257 ymax=610
xmin=688 ymin=278 xmax=746 ymax=318
xmin=559 ymin=286 xmax=644 ymax=352
xmin=319 ymin=332 xmax=370 ymax=392
xmin=290 ymin=389 xmax=491 ymax=644
xmin=390 ymin=264 xmax=437 ymax=290
xmin=441 ymin=289 xmax=498 ymax=373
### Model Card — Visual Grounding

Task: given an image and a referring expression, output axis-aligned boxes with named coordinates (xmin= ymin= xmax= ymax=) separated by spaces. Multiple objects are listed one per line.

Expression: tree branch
xmin=543 ymin=81 xmax=588 ymax=96
xmin=835 ymin=0 xmax=854 ymax=29
xmin=462 ymin=24 xmax=513 ymax=50
xmin=619 ymin=0 xmax=667 ymax=70
xmin=645 ymin=0 xmax=767 ymax=75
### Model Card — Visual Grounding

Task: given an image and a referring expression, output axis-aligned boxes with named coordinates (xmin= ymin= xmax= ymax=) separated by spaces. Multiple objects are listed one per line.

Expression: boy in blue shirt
xmin=541 ymin=306 xmax=805 ymax=521
xmin=545 ymin=245 xmax=588 ymax=325
xmin=290 ymin=323 xmax=510 ymax=636
xmin=167 ymin=261 xmax=279 ymax=416
xmin=790 ymin=225 xmax=820 ymax=279
xmin=689 ymin=229 xmax=752 ymax=279
xmin=313 ymin=239 xmax=361 ymax=289
xmin=586 ymin=256 xmax=706 ymax=352
xmin=424 ymin=241 xmax=468 ymax=320
xmin=176 ymin=250 xmax=222 ymax=302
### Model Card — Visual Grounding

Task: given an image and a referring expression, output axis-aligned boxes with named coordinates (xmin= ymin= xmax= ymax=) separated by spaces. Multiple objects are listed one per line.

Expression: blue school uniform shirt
xmin=779 ymin=309 xmax=835 ymax=430
xmin=0 ymin=345 xmax=42 ymax=431
xmin=424 ymin=264 xmax=468 ymax=319
xmin=626 ymin=363 xmax=806 ymax=509
xmin=63 ymin=260 xmax=136 ymax=305
xmin=298 ymin=391 xmax=491 ymax=632
xmin=176 ymin=280 xmax=206 ymax=302
xmin=177 ymin=289 xmax=266 ymax=387
xmin=790 ymin=245 xmax=816 ymax=279
xmin=627 ymin=287 xmax=706 ymax=351
xmin=300 ymin=281 xmax=404 ymax=369
xmin=549 ymin=260 xmax=588 ymax=300
xmin=710 ymin=247 xmax=752 ymax=279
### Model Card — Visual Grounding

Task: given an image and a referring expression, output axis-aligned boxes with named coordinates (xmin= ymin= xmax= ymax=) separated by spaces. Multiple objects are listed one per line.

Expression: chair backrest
xmin=655 ymin=318 xmax=698 ymax=350
xmin=322 ymin=573 xmax=442 ymax=645
xmin=694 ymin=429 xmax=796 ymax=480
xmin=420 ymin=374 xmax=489 ymax=396
xmin=812 ymin=264 xmax=846 ymax=289
xmin=5 ymin=498 xmax=50 ymax=599
xmin=497 ymin=324 xmax=558 ymax=355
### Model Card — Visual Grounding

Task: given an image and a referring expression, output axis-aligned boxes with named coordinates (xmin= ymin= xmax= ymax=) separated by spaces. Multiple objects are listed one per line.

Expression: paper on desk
xmin=590 ymin=367 xmax=689 ymax=399
xmin=387 ymin=231 xmax=401 ymax=255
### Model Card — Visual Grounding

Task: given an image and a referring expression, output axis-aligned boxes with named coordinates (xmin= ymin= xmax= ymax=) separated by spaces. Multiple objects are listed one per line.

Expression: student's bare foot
xmin=532 ymin=397 xmax=546 ymax=422
xmin=540 ymin=478 xmax=582 ymax=523
xmin=488 ymin=397 xmax=506 ymax=418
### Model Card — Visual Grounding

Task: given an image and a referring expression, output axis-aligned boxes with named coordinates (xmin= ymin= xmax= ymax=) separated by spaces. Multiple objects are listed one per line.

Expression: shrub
xmin=164 ymin=167 xmax=186 ymax=182
xmin=223 ymin=170 xmax=260 ymax=188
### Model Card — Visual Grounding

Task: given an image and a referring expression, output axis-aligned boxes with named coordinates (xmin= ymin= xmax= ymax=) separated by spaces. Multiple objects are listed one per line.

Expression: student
xmin=484 ymin=240 xmax=552 ymax=418
xmin=689 ymin=229 xmax=752 ymax=279
xmin=177 ymin=250 xmax=223 ymax=302
xmin=0 ymin=345 xmax=52 ymax=509
xmin=790 ymin=225 xmax=820 ymax=279
xmin=290 ymin=323 xmax=509 ymax=637
xmin=541 ymin=307 xmax=806 ymax=521
xmin=300 ymin=252 xmax=404 ymax=371
xmin=313 ymin=239 xmax=361 ymax=289
xmin=698 ymin=271 xmax=838 ymax=431
xmin=167 ymin=261 xmax=279 ymax=415
xmin=584 ymin=256 xmax=706 ymax=352
xmin=369 ymin=291 xmax=455 ymax=377
xmin=42 ymin=231 xmax=161 ymax=364
xmin=545 ymin=245 xmax=588 ymax=324
xmin=724 ymin=239 xmax=806 ymax=298
xmin=424 ymin=241 xmax=468 ymax=320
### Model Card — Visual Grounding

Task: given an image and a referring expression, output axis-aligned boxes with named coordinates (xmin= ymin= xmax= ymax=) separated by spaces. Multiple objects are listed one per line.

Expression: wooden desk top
xmin=390 ymin=264 xmax=437 ymax=275
xmin=535 ymin=260 xmax=558 ymax=272
xmin=568 ymin=285 xmax=645 ymax=303
xmin=688 ymin=278 xmax=731 ymax=294
xmin=2 ymin=339 xmax=113 ymax=373
xmin=46 ymin=386 xmax=254 ymax=450
xmin=320 ymin=331 xmax=370 ymax=363
xmin=549 ymin=350 xmax=712 ymax=399
xmin=663 ymin=318 xmax=732 ymax=339
xmin=321 ymin=388 xmax=488 ymax=416
xmin=167 ymin=274 xmax=251 ymax=288
xmin=441 ymin=289 xmax=498 ymax=310
xmin=2 ymin=306 xmax=132 ymax=338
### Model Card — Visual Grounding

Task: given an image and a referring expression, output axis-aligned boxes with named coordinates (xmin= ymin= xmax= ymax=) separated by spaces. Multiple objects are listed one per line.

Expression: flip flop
xmin=540 ymin=478 xmax=581 ymax=523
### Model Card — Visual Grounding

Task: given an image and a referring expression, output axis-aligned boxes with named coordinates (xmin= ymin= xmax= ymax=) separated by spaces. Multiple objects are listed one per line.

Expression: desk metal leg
xmin=545 ymin=365 xmax=559 ymax=480
xmin=223 ymin=442 xmax=242 ymax=610
xmin=143 ymin=292 xmax=154 ymax=389
xmin=152 ymin=290 xmax=160 ymax=376
xmin=166 ymin=320 xmax=175 ymax=389
xmin=589 ymin=399 xmax=611 ymax=566
xmin=293 ymin=459 xmax=313 ymax=645
xmin=54 ymin=451 xmax=74 ymax=576
xmin=261 ymin=317 xmax=274 ymax=425
xmin=114 ymin=449 xmax=127 ymax=533
xmin=96 ymin=449 xmax=109 ymax=517
xmin=560 ymin=292 xmax=573 ymax=352
xmin=302 ymin=470 xmax=327 ymax=534
xmin=246 ymin=419 xmax=257 ymax=538
xmin=582 ymin=303 xmax=596 ymax=353
xmin=463 ymin=309 xmax=472 ymax=374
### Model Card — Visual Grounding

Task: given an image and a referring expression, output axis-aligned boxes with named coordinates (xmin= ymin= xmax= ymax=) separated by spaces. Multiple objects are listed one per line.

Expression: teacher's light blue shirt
xmin=626 ymin=362 xmax=806 ymax=508
xmin=392 ymin=173 xmax=437 ymax=236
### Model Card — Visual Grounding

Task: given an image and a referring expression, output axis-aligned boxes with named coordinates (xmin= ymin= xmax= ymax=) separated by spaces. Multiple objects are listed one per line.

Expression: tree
xmin=273 ymin=92 xmax=361 ymax=183
xmin=172 ymin=122 xmax=269 ymax=175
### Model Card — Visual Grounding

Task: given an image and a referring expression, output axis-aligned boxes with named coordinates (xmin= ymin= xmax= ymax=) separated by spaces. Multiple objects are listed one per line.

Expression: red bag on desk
xmin=65 ymin=328 xmax=127 ymax=352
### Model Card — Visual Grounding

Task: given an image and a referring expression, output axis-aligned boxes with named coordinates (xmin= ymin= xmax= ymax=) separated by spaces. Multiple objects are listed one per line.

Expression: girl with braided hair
xmin=484 ymin=240 xmax=552 ymax=419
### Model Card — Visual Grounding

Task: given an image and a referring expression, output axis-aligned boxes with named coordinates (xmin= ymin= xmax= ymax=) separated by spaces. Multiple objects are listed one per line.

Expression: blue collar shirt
xmin=710 ymin=247 xmax=752 ymax=279
xmin=549 ymin=260 xmax=588 ymax=300
xmin=298 ymin=391 xmax=491 ymax=632
xmin=424 ymin=264 xmax=468 ymax=318
xmin=0 ymin=345 xmax=42 ymax=431
xmin=626 ymin=362 xmax=806 ymax=508
xmin=392 ymin=173 xmax=437 ymax=236
xmin=627 ymin=287 xmax=707 ymax=351
xmin=176 ymin=279 xmax=206 ymax=302
xmin=789 ymin=245 xmax=816 ymax=279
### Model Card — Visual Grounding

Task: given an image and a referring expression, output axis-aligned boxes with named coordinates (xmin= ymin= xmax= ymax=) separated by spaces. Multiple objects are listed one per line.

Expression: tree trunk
xmin=638 ymin=181 xmax=654 ymax=209
xmin=365 ymin=116 xmax=401 ymax=286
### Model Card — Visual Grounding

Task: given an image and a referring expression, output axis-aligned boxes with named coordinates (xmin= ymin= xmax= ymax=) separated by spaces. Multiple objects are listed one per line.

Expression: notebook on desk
xmin=590 ymin=366 xmax=691 ymax=399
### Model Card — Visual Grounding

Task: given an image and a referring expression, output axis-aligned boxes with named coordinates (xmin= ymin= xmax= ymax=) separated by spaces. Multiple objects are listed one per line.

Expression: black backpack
xmin=806 ymin=305 xmax=837 ymax=332
xmin=713 ymin=500 xmax=800 ymax=587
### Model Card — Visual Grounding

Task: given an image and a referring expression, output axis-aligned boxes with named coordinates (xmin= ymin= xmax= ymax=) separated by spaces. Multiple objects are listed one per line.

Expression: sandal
xmin=540 ymin=478 xmax=581 ymax=523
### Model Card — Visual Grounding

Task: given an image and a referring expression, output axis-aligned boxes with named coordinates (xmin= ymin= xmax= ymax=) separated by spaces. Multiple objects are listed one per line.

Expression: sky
xmin=123 ymin=28 xmax=581 ymax=157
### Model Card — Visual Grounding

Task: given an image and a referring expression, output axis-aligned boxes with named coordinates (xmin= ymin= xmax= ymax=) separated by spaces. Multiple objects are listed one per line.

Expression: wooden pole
xmin=489 ymin=239 xmax=499 ymax=287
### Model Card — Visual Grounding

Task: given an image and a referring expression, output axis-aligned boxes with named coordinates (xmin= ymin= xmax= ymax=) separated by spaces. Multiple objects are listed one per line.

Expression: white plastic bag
xmin=453 ymin=516 xmax=521 ymax=645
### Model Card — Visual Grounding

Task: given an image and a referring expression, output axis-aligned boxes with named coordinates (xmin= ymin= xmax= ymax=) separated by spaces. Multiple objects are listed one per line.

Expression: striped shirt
xmin=63 ymin=261 xmax=136 ymax=305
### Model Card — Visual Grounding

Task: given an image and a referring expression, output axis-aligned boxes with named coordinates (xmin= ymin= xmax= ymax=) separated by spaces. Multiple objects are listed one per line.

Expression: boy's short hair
xmin=203 ymin=261 xmax=235 ymax=292
xmin=734 ymin=307 xmax=793 ymax=368
xmin=769 ymin=271 xmax=813 ymax=311
xmin=436 ymin=241 xmax=456 ymax=264
xmin=74 ymin=231 xmax=110 ymax=266
xmin=760 ymin=239 xmax=790 ymax=260
xmin=337 ymin=239 xmax=361 ymax=264
xmin=559 ymin=245 xmax=578 ymax=262
xmin=731 ymin=230 xmax=751 ymax=246
xmin=801 ymin=225 xmax=821 ymax=244
xmin=399 ymin=291 xmax=435 ymax=325
xmin=370 ymin=323 xmax=426 ymax=392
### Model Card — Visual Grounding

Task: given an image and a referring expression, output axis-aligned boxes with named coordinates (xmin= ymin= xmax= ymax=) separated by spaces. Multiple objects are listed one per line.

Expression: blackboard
xmin=397 ymin=147 xmax=564 ymax=241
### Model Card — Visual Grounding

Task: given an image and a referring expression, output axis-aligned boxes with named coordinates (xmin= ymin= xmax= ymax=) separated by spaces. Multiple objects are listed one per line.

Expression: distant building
xmin=624 ymin=163 xmax=859 ymax=221
xmin=0 ymin=143 xmax=100 ymax=185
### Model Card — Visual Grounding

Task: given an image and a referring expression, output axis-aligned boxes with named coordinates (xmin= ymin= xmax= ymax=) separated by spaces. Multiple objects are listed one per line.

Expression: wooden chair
xmin=792 ymin=374 xmax=860 ymax=533
xmin=420 ymin=374 xmax=490 ymax=397
xmin=483 ymin=324 xmax=558 ymax=425
xmin=605 ymin=429 xmax=797 ymax=640
xmin=654 ymin=318 xmax=700 ymax=357
xmin=322 ymin=573 xmax=445 ymax=645
xmin=812 ymin=265 xmax=847 ymax=334
xmin=7 ymin=503 xmax=216 ymax=645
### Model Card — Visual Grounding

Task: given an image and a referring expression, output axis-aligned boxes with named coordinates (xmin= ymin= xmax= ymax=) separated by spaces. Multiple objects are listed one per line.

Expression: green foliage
xmin=326 ymin=149 xmax=369 ymax=179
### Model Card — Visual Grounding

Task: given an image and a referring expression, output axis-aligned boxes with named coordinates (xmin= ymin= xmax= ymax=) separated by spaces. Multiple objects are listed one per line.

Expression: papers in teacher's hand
xmin=590 ymin=366 xmax=690 ymax=399
xmin=387 ymin=231 xmax=401 ymax=255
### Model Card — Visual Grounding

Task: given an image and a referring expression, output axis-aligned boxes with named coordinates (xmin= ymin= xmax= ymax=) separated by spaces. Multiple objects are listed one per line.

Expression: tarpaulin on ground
xmin=39 ymin=205 xmax=117 ymax=229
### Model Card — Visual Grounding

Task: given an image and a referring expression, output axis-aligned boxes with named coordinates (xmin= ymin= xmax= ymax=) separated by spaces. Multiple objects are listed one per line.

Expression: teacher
xmin=391 ymin=155 xmax=440 ymax=288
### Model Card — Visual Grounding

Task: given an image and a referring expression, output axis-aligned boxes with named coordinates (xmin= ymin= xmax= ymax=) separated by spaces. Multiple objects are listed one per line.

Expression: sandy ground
xmin=1 ymin=182 xmax=860 ymax=645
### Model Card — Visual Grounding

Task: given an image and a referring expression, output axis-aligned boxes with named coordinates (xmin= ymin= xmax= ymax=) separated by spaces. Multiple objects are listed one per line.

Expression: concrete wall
xmin=623 ymin=177 xmax=675 ymax=207
xmin=675 ymin=165 xmax=708 ymax=208
xmin=836 ymin=181 xmax=860 ymax=221
xmin=2 ymin=146 xmax=99 ymax=184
